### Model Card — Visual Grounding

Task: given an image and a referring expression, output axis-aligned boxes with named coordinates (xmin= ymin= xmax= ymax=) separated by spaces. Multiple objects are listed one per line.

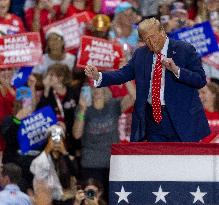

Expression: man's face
xmin=0 ymin=0 xmax=10 ymax=16
xmin=141 ymin=26 xmax=166 ymax=53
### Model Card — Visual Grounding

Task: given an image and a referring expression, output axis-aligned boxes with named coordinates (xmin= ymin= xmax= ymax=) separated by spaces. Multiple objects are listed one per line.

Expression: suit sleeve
xmin=98 ymin=50 xmax=137 ymax=87
xmin=178 ymin=44 xmax=207 ymax=89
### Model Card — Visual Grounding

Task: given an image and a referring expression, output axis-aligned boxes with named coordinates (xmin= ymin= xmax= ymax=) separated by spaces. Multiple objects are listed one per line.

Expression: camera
xmin=84 ymin=189 xmax=96 ymax=200
xmin=51 ymin=134 xmax=61 ymax=143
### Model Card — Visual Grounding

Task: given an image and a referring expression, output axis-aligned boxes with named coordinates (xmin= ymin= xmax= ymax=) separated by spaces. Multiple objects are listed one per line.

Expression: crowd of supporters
xmin=0 ymin=0 xmax=219 ymax=204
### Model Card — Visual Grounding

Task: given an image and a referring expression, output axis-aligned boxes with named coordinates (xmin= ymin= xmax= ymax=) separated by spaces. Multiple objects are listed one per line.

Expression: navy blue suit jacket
xmin=99 ymin=39 xmax=210 ymax=142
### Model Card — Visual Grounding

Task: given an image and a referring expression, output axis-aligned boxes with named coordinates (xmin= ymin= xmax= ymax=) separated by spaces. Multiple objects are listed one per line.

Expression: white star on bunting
xmin=152 ymin=185 xmax=170 ymax=203
xmin=115 ymin=186 xmax=132 ymax=204
xmin=190 ymin=186 xmax=207 ymax=204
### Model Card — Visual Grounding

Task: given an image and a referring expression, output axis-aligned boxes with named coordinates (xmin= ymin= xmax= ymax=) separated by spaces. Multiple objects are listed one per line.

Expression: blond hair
xmin=138 ymin=18 xmax=163 ymax=39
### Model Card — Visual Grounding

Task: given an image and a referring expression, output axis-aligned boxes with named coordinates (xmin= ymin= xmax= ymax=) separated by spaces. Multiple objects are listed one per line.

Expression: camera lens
xmin=85 ymin=189 xmax=96 ymax=199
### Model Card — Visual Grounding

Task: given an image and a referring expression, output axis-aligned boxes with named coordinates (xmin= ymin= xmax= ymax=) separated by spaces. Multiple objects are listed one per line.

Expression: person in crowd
xmin=72 ymin=82 xmax=135 ymax=195
xmin=73 ymin=178 xmax=106 ymax=205
xmin=0 ymin=0 xmax=25 ymax=35
xmin=195 ymin=0 xmax=208 ymax=23
xmin=165 ymin=1 xmax=194 ymax=33
xmin=89 ymin=13 xmax=136 ymax=142
xmin=199 ymin=82 xmax=219 ymax=143
xmin=109 ymin=2 xmax=140 ymax=50
xmin=1 ymin=73 xmax=37 ymax=162
xmin=59 ymin=0 xmax=98 ymax=19
xmin=157 ymin=1 xmax=171 ymax=26
xmin=25 ymin=0 xmax=61 ymax=45
xmin=10 ymin=0 xmax=26 ymax=20
xmin=30 ymin=125 xmax=76 ymax=204
xmin=139 ymin=0 xmax=162 ymax=18
xmin=0 ymin=163 xmax=33 ymax=205
xmin=89 ymin=14 xmax=111 ymax=39
xmin=0 ymin=74 xmax=41 ymax=191
xmin=37 ymin=63 xmax=80 ymax=156
xmin=205 ymin=0 xmax=219 ymax=32
xmin=184 ymin=0 xmax=198 ymax=20
xmin=0 ymin=69 xmax=15 ymax=151
xmin=85 ymin=17 xmax=210 ymax=142
xmin=32 ymin=27 xmax=76 ymax=75
xmin=107 ymin=58 xmax=136 ymax=142
xmin=0 ymin=69 xmax=15 ymax=122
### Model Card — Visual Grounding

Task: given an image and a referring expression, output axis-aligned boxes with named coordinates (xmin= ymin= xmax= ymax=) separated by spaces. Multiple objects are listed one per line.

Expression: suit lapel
xmin=167 ymin=39 xmax=175 ymax=59
xmin=143 ymin=46 xmax=153 ymax=79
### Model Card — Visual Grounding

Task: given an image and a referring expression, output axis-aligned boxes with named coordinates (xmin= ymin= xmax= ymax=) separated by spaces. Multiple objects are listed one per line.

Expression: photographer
xmin=30 ymin=125 xmax=76 ymax=204
xmin=73 ymin=178 xmax=106 ymax=205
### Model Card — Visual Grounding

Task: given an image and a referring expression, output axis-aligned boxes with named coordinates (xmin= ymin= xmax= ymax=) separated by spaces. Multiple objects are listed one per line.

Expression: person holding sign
xmin=0 ymin=0 xmax=25 ymax=35
xmin=85 ymin=17 xmax=210 ymax=142
xmin=32 ymin=27 xmax=76 ymax=75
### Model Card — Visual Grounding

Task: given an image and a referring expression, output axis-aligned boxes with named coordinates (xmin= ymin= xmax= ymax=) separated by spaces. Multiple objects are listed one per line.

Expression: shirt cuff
xmin=174 ymin=67 xmax=180 ymax=78
xmin=94 ymin=72 xmax=102 ymax=87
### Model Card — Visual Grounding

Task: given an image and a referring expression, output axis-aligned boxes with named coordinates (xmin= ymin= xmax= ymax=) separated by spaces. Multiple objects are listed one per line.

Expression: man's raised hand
xmin=85 ymin=65 xmax=100 ymax=81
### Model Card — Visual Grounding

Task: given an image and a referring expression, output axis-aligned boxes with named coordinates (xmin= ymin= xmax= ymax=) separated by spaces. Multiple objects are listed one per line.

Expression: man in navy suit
xmin=85 ymin=18 xmax=210 ymax=142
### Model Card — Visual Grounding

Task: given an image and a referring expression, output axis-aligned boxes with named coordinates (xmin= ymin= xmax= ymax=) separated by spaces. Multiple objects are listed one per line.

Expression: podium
xmin=109 ymin=142 xmax=219 ymax=205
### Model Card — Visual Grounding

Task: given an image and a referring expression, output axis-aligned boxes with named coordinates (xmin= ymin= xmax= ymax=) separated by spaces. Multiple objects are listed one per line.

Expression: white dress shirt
xmin=147 ymin=38 xmax=169 ymax=105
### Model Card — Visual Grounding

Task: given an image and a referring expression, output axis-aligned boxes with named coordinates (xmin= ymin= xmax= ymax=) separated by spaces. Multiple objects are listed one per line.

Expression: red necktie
xmin=152 ymin=53 xmax=162 ymax=123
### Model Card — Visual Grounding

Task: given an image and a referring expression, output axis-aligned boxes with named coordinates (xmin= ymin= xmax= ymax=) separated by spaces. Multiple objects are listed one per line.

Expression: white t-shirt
xmin=32 ymin=53 xmax=76 ymax=75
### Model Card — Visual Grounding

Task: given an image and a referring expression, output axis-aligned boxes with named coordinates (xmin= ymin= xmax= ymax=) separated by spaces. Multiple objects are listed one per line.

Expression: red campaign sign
xmin=77 ymin=35 xmax=124 ymax=71
xmin=0 ymin=32 xmax=42 ymax=69
xmin=43 ymin=16 xmax=81 ymax=51
xmin=74 ymin=12 xmax=92 ymax=23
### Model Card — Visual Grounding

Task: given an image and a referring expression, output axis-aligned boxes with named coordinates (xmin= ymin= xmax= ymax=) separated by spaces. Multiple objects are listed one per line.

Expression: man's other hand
xmin=85 ymin=65 xmax=100 ymax=81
